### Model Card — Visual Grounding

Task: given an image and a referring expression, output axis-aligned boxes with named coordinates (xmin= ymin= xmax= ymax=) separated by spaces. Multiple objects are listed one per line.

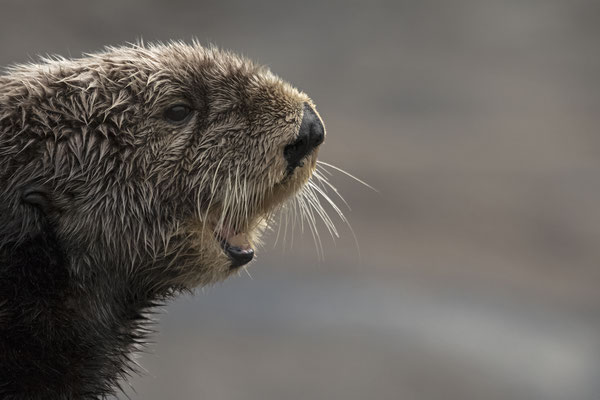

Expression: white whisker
xmin=313 ymin=169 xmax=351 ymax=211
xmin=317 ymin=160 xmax=378 ymax=192
xmin=273 ymin=206 xmax=284 ymax=248
xmin=308 ymin=180 xmax=348 ymax=228
xmin=242 ymin=265 xmax=253 ymax=279
xmin=296 ymin=188 xmax=324 ymax=259
xmin=304 ymin=182 xmax=339 ymax=239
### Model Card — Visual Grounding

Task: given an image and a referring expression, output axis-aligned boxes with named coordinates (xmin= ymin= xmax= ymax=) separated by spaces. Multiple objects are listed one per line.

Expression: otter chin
xmin=217 ymin=225 xmax=255 ymax=268
xmin=0 ymin=42 xmax=326 ymax=399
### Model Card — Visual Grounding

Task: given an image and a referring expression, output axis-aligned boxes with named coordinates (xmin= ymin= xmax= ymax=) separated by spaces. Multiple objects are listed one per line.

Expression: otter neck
xmin=0 ymin=219 xmax=162 ymax=399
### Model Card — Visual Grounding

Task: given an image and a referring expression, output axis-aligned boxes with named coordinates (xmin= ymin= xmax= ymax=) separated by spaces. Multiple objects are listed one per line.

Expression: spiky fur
xmin=0 ymin=42 xmax=326 ymax=399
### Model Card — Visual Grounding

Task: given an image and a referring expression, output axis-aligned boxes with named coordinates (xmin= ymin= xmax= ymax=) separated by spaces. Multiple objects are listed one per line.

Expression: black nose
xmin=284 ymin=103 xmax=325 ymax=171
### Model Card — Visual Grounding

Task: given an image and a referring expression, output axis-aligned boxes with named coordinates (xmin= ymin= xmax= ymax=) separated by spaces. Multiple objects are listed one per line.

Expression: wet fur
xmin=0 ymin=42 xmax=322 ymax=399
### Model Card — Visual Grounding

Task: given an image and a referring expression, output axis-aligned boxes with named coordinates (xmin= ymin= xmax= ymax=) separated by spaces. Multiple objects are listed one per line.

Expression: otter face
xmin=136 ymin=45 xmax=326 ymax=287
xmin=0 ymin=43 xmax=325 ymax=291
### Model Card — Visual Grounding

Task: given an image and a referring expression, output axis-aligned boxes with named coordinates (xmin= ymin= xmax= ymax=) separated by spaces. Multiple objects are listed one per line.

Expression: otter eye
xmin=164 ymin=104 xmax=192 ymax=123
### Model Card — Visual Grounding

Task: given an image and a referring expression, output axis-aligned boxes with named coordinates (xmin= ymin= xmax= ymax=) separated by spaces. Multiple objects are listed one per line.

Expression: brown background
xmin=2 ymin=1 xmax=600 ymax=399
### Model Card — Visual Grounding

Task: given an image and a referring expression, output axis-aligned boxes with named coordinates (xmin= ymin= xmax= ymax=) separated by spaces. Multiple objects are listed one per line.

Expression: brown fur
xmin=0 ymin=42 xmax=326 ymax=399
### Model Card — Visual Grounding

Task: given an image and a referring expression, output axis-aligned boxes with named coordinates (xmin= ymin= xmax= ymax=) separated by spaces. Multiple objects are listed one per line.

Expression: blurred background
xmin=2 ymin=1 xmax=600 ymax=399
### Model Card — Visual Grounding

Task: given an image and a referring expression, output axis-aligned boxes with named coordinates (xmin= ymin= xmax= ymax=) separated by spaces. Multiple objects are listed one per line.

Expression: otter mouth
xmin=215 ymin=226 xmax=255 ymax=269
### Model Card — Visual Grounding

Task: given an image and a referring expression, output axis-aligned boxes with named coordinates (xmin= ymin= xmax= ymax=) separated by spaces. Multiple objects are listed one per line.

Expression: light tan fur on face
xmin=0 ymin=41 xmax=325 ymax=290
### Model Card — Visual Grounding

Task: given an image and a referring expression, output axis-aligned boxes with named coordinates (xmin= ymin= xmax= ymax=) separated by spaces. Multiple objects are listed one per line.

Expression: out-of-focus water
xmin=2 ymin=1 xmax=600 ymax=399
xmin=125 ymin=268 xmax=600 ymax=400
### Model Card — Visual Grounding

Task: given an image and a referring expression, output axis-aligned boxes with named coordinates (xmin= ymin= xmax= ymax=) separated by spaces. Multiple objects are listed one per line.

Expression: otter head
xmin=0 ymin=43 xmax=325 ymax=293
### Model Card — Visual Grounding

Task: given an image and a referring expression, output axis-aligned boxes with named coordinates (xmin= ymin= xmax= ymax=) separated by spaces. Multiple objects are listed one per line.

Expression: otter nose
xmin=284 ymin=103 xmax=324 ymax=171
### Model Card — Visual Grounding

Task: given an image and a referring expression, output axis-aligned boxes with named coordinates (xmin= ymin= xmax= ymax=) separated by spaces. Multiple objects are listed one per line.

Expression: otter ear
xmin=21 ymin=186 xmax=55 ymax=216
xmin=0 ymin=185 xmax=56 ymax=249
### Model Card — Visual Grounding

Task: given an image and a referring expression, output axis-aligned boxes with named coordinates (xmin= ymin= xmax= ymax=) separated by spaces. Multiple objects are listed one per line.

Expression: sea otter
xmin=0 ymin=42 xmax=326 ymax=399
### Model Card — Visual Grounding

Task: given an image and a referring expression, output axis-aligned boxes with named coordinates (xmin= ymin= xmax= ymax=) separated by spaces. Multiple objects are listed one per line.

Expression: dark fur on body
xmin=0 ymin=42 xmax=323 ymax=399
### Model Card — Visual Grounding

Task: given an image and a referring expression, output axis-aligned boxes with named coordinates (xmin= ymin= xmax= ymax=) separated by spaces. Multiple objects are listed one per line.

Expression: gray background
xmin=2 ymin=1 xmax=600 ymax=399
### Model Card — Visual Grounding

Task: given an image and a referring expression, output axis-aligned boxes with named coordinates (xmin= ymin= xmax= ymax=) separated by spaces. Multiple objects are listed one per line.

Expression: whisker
xmin=295 ymin=190 xmax=305 ymax=234
xmin=273 ymin=205 xmax=284 ymax=248
xmin=310 ymin=172 xmax=363 ymax=262
xmin=313 ymin=169 xmax=351 ymax=211
xmin=288 ymin=193 xmax=296 ymax=249
xmin=308 ymin=180 xmax=348 ymax=228
xmin=282 ymin=195 xmax=290 ymax=252
xmin=242 ymin=265 xmax=253 ymax=279
xmin=200 ymin=157 xmax=226 ymax=241
xmin=317 ymin=160 xmax=378 ymax=192
xmin=296 ymin=188 xmax=324 ymax=259
xmin=304 ymin=182 xmax=339 ymax=239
